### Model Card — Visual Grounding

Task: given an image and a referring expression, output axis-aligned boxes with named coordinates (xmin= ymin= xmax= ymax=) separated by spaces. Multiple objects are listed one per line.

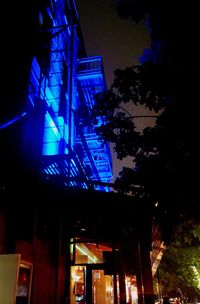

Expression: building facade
xmin=0 ymin=1 xmax=163 ymax=304
xmin=0 ymin=187 xmax=157 ymax=304
xmin=22 ymin=0 xmax=112 ymax=191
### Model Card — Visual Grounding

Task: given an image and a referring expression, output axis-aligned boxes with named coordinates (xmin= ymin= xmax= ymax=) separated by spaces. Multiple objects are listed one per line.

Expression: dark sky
xmin=76 ymin=0 xmax=154 ymax=180
xmin=76 ymin=0 xmax=150 ymax=87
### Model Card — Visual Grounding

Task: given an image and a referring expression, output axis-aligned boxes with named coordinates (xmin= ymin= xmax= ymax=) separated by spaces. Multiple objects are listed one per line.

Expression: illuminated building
xmin=1 ymin=0 xmax=112 ymax=192
xmin=22 ymin=0 xmax=112 ymax=192
xmin=0 ymin=1 xmax=161 ymax=304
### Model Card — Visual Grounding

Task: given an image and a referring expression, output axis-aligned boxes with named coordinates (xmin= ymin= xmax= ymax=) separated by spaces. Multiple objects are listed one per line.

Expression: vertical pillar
xmin=135 ymin=198 xmax=154 ymax=304
xmin=119 ymin=270 xmax=126 ymax=304
xmin=65 ymin=238 xmax=71 ymax=304
xmin=112 ymin=241 xmax=119 ymax=304
xmin=113 ymin=271 xmax=118 ymax=304
xmin=135 ymin=241 xmax=145 ymax=304
xmin=85 ymin=267 xmax=92 ymax=304
xmin=140 ymin=242 xmax=155 ymax=304
xmin=118 ymin=250 xmax=127 ymax=304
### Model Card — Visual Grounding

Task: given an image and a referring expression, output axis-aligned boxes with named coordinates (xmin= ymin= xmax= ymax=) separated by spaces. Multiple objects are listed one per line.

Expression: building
xmin=1 ymin=0 xmax=112 ymax=192
xmin=0 ymin=0 xmax=163 ymax=304
xmin=0 ymin=186 xmax=157 ymax=304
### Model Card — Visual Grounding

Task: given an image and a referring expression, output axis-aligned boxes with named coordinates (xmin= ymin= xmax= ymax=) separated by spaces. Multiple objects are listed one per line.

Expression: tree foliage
xmin=92 ymin=60 xmax=198 ymax=241
xmin=158 ymin=218 xmax=200 ymax=298
xmin=91 ymin=0 xmax=199 ymax=241
xmin=91 ymin=0 xmax=200 ymax=295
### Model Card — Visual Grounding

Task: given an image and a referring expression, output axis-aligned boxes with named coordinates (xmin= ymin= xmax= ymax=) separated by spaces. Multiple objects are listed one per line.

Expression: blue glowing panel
xmin=42 ymin=112 xmax=61 ymax=155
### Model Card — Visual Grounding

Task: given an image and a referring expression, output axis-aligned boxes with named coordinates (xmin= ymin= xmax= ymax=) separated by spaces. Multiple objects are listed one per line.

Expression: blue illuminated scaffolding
xmin=26 ymin=0 xmax=112 ymax=191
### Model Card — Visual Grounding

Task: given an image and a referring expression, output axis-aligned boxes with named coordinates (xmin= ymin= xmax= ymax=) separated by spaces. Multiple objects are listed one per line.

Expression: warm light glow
xmin=125 ymin=276 xmax=138 ymax=304
xmin=106 ymin=286 xmax=113 ymax=293
xmin=131 ymin=286 xmax=138 ymax=302
xmin=72 ymin=274 xmax=81 ymax=282
xmin=76 ymin=244 xmax=97 ymax=263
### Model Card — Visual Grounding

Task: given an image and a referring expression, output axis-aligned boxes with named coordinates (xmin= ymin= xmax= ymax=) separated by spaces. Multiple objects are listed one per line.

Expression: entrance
xmin=70 ymin=241 xmax=117 ymax=304
xmin=92 ymin=269 xmax=114 ymax=304
xmin=69 ymin=241 xmax=139 ymax=304
xmin=70 ymin=265 xmax=115 ymax=304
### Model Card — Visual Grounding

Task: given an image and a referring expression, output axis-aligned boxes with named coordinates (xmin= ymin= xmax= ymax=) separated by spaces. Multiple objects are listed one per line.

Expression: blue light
xmin=43 ymin=112 xmax=61 ymax=155
xmin=0 ymin=112 xmax=27 ymax=130
xmin=25 ymin=0 xmax=113 ymax=191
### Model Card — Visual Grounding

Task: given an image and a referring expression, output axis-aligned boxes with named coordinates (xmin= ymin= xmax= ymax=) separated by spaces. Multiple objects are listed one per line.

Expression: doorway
xmin=70 ymin=241 xmax=117 ymax=304
xmin=70 ymin=265 xmax=115 ymax=304
xmin=92 ymin=269 xmax=114 ymax=304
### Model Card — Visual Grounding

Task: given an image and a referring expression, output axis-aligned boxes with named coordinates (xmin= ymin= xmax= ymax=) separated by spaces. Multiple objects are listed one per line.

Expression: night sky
xmin=76 ymin=0 xmax=150 ymax=87
xmin=76 ymin=0 xmax=154 ymax=180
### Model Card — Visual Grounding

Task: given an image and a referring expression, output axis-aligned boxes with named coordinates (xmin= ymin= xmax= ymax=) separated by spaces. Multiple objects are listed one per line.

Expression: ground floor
xmin=0 ymin=186 xmax=159 ymax=304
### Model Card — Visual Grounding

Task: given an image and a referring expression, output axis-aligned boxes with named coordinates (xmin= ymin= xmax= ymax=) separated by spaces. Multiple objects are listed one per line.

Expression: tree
xmin=88 ymin=10 xmax=200 ymax=302
xmin=91 ymin=0 xmax=199 ymax=242
xmin=158 ymin=218 xmax=200 ymax=301
xmin=91 ymin=61 xmax=198 ymax=242
xmin=90 ymin=2 xmax=200 ymax=294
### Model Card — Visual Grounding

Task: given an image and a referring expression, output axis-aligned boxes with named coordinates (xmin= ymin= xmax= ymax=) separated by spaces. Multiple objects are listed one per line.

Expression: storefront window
xmin=71 ymin=266 xmax=85 ymax=304
xmin=93 ymin=270 xmax=114 ymax=304
xmin=70 ymin=241 xmax=116 ymax=304
xmin=125 ymin=275 xmax=138 ymax=304
xmin=75 ymin=243 xmax=103 ymax=264
xmin=72 ymin=242 xmax=112 ymax=265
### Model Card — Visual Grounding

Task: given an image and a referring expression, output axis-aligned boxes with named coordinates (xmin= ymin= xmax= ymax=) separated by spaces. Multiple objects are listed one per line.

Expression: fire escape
xmin=27 ymin=0 xmax=112 ymax=192
xmin=76 ymin=57 xmax=113 ymax=188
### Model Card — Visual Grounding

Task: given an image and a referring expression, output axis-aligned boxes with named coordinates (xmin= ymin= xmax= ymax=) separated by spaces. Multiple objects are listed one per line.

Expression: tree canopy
xmin=158 ymin=218 xmax=200 ymax=300
xmin=91 ymin=0 xmax=199 ymax=241
xmin=90 ymin=0 xmax=200 ymax=296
